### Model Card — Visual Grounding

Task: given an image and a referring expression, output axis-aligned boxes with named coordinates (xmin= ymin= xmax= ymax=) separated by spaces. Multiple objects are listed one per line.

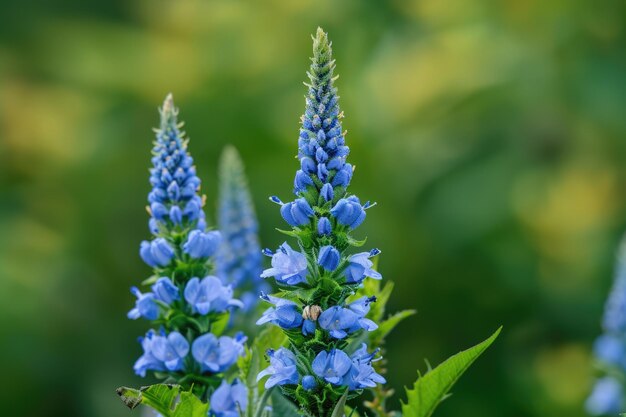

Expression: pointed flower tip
xmin=160 ymin=93 xmax=178 ymax=122
xmin=313 ymin=27 xmax=330 ymax=50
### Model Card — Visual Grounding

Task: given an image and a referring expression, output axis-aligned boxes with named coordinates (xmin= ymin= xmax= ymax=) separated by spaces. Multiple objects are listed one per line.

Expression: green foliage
xmin=271 ymin=389 xmax=301 ymax=417
xmin=401 ymin=327 xmax=502 ymax=417
xmin=116 ymin=384 xmax=209 ymax=417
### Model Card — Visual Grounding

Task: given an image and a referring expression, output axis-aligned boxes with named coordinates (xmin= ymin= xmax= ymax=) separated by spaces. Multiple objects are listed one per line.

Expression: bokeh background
xmin=1 ymin=1 xmax=625 ymax=416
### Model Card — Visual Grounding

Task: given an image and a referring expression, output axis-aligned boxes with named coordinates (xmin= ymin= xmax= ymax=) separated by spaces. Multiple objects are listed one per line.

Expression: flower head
xmin=312 ymin=349 xmax=352 ymax=385
xmin=184 ymin=276 xmax=243 ymax=315
xmin=183 ymin=230 xmax=222 ymax=259
xmin=257 ymin=293 xmax=303 ymax=329
xmin=128 ymin=287 xmax=159 ymax=320
xmin=257 ymin=348 xmax=299 ymax=389
xmin=140 ymin=238 xmax=175 ymax=268
xmin=261 ymin=243 xmax=308 ymax=285
xmin=151 ymin=277 xmax=179 ymax=304
xmin=192 ymin=332 xmax=247 ymax=373
xmin=586 ymin=376 xmax=624 ymax=415
xmin=210 ymin=379 xmax=248 ymax=417
xmin=216 ymin=146 xmax=268 ymax=311
xmin=344 ymin=252 xmax=382 ymax=284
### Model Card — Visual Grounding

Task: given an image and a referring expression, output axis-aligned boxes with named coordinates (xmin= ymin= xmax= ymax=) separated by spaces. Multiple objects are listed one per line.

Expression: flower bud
xmin=302 ymin=305 xmax=323 ymax=321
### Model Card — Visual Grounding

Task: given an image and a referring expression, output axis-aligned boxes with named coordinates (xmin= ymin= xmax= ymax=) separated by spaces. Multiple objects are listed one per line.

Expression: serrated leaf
xmin=331 ymin=390 xmax=349 ymax=417
xmin=271 ymin=389 xmax=300 ymax=417
xmin=116 ymin=384 xmax=209 ymax=417
xmin=401 ymin=327 xmax=501 ymax=417
xmin=172 ymin=390 xmax=210 ymax=417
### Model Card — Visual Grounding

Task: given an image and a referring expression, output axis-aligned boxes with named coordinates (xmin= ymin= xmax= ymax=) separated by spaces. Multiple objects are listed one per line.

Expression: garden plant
xmin=117 ymin=28 xmax=500 ymax=417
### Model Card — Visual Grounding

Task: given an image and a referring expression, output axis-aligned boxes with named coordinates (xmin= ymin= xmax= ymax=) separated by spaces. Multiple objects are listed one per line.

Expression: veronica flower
xmin=256 ymin=293 xmax=303 ymax=329
xmin=344 ymin=251 xmax=382 ymax=284
xmin=129 ymin=95 xmax=247 ymax=398
xmin=184 ymin=276 xmax=243 ymax=315
xmin=192 ymin=332 xmax=247 ymax=373
xmin=210 ymin=379 xmax=248 ymax=417
xmin=586 ymin=377 xmax=623 ymax=415
xmin=140 ymin=238 xmax=175 ymax=268
xmin=150 ymin=331 xmax=190 ymax=372
xmin=261 ymin=243 xmax=308 ymax=285
xmin=133 ymin=330 xmax=166 ymax=377
xmin=318 ymin=297 xmax=377 ymax=339
xmin=151 ymin=277 xmax=179 ymax=304
xmin=183 ymin=230 xmax=222 ymax=259
xmin=318 ymin=245 xmax=341 ymax=271
xmin=256 ymin=29 xmax=386 ymax=415
xmin=257 ymin=348 xmax=299 ymax=389
xmin=216 ymin=146 xmax=268 ymax=311
xmin=587 ymin=241 xmax=626 ymax=414
xmin=128 ymin=287 xmax=159 ymax=320
xmin=312 ymin=349 xmax=352 ymax=385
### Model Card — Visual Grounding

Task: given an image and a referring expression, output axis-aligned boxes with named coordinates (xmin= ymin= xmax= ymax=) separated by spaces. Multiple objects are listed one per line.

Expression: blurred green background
xmin=1 ymin=0 xmax=625 ymax=416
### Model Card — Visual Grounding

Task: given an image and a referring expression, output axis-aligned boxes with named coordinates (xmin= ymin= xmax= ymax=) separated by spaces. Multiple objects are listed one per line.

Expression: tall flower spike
xmin=256 ymin=28 xmax=384 ymax=417
xmin=129 ymin=95 xmax=246 ymax=408
xmin=216 ymin=146 xmax=269 ymax=312
xmin=587 ymin=238 xmax=626 ymax=415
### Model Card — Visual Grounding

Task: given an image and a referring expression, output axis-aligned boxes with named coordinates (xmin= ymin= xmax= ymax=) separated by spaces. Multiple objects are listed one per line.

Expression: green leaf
xmin=211 ymin=311 xmax=230 ymax=336
xmin=254 ymin=387 xmax=274 ymax=417
xmin=116 ymin=384 xmax=209 ymax=417
xmin=330 ymin=390 xmax=348 ymax=417
xmin=271 ymin=389 xmax=300 ymax=417
xmin=401 ymin=327 xmax=502 ymax=417
xmin=330 ymin=390 xmax=349 ymax=417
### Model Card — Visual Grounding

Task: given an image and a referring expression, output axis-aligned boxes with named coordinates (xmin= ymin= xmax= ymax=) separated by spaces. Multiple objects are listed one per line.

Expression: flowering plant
xmin=118 ymin=95 xmax=247 ymax=417
xmin=117 ymin=29 xmax=500 ymax=417
xmin=586 ymin=239 xmax=626 ymax=415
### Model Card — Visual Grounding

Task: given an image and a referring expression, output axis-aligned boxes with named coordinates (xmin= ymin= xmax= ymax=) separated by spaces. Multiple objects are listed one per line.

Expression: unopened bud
xmin=302 ymin=305 xmax=322 ymax=321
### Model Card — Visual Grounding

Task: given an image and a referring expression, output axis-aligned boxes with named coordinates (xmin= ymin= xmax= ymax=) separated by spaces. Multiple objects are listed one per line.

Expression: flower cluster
xmin=216 ymin=146 xmax=269 ymax=312
xmin=128 ymin=95 xmax=246 ymax=414
xmin=587 ymin=241 xmax=626 ymax=415
xmin=256 ymin=28 xmax=385 ymax=416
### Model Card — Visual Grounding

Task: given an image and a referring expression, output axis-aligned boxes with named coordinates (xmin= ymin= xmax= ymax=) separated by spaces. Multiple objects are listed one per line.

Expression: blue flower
xmin=318 ymin=297 xmax=377 ymax=339
xmin=344 ymin=251 xmax=382 ymax=284
xmin=602 ymin=258 xmax=626 ymax=333
xmin=330 ymin=197 xmax=366 ymax=229
xmin=320 ymin=183 xmax=334 ymax=202
xmin=216 ymin=146 xmax=267 ymax=311
xmin=140 ymin=238 xmax=175 ymax=268
xmin=317 ymin=217 xmax=331 ymax=236
xmin=257 ymin=348 xmax=299 ymax=389
xmin=261 ymin=243 xmax=308 ymax=285
xmin=312 ymin=349 xmax=352 ymax=385
xmin=128 ymin=287 xmax=159 ymax=320
xmin=183 ymin=230 xmax=222 ymax=259
xmin=150 ymin=331 xmax=190 ymax=372
xmin=210 ymin=379 xmax=248 ymax=417
xmin=294 ymin=170 xmax=314 ymax=193
xmin=302 ymin=375 xmax=317 ymax=391
xmin=184 ymin=276 xmax=243 ymax=315
xmin=133 ymin=330 xmax=166 ymax=377
xmin=256 ymin=293 xmax=303 ymax=329
xmin=279 ymin=198 xmax=315 ymax=227
xmin=192 ymin=332 xmax=247 ymax=373
xmin=317 ymin=245 xmax=341 ymax=271
xmin=318 ymin=306 xmax=359 ymax=339
xmin=593 ymin=334 xmax=626 ymax=369
xmin=302 ymin=319 xmax=316 ymax=336
xmin=146 ymin=94 xmax=206 ymax=230
xmin=151 ymin=277 xmax=179 ymax=304
xmin=586 ymin=376 xmax=624 ymax=415
xmin=343 ymin=344 xmax=386 ymax=390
